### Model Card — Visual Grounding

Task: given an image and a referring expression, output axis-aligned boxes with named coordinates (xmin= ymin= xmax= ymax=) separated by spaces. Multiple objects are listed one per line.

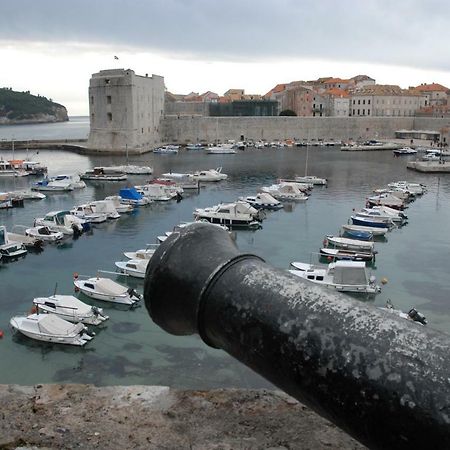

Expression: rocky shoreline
xmin=0 ymin=384 xmax=365 ymax=449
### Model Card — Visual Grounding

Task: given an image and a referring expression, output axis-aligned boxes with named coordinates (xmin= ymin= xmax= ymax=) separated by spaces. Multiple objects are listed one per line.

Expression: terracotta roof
xmin=325 ymin=88 xmax=349 ymax=97
xmin=412 ymin=83 xmax=449 ymax=93
xmin=353 ymin=84 xmax=421 ymax=97
xmin=264 ymin=83 xmax=287 ymax=97
xmin=324 ymin=78 xmax=349 ymax=84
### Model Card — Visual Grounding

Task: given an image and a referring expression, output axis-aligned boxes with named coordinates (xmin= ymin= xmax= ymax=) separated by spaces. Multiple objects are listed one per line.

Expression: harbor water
xmin=0 ymin=120 xmax=449 ymax=388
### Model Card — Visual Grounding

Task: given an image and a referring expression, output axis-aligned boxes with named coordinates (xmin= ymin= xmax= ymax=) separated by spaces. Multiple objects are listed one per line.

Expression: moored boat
xmin=115 ymin=259 xmax=149 ymax=278
xmin=240 ymin=192 xmax=283 ymax=210
xmin=341 ymin=224 xmax=388 ymax=237
xmin=25 ymin=226 xmax=64 ymax=242
xmin=325 ymin=235 xmax=376 ymax=253
xmin=319 ymin=247 xmax=375 ymax=263
xmin=351 ymin=215 xmax=394 ymax=229
xmin=0 ymin=226 xmax=27 ymax=259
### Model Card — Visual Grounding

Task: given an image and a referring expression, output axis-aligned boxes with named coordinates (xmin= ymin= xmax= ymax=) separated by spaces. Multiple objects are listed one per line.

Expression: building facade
xmin=88 ymin=69 xmax=164 ymax=152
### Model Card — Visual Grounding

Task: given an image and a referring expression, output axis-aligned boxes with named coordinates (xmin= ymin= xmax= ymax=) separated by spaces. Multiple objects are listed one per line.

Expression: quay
xmin=407 ymin=160 xmax=450 ymax=172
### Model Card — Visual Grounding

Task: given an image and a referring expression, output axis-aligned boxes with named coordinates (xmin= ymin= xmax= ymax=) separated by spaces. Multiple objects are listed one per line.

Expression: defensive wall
xmin=161 ymin=116 xmax=415 ymax=143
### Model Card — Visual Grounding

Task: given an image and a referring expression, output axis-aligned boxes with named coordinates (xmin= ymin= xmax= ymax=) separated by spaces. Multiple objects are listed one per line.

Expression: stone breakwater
xmin=0 ymin=384 xmax=365 ymax=449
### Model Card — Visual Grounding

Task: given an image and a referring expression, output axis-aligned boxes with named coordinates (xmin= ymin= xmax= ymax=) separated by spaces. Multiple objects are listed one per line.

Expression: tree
xmin=279 ymin=109 xmax=297 ymax=116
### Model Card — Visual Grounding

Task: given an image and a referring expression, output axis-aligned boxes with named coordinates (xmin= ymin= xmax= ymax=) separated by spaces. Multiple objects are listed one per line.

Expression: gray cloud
xmin=1 ymin=0 xmax=449 ymax=71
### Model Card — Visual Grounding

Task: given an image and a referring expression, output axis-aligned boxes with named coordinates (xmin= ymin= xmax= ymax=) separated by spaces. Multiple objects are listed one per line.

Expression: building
xmin=88 ymin=69 xmax=164 ymax=152
xmin=350 ymin=85 xmax=423 ymax=117
xmin=411 ymin=83 xmax=449 ymax=107
xmin=323 ymin=88 xmax=350 ymax=117
xmin=209 ymin=100 xmax=278 ymax=116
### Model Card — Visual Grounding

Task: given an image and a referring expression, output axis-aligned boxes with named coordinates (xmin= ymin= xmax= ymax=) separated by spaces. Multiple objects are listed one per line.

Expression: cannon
xmin=144 ymin=223 xmax=450 ymax=450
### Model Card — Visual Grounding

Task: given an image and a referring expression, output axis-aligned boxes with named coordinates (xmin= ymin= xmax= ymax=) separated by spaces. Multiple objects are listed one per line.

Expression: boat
xmin=150 ymin=179 xmax=184 ymax=198
xmin=351 ymin=215 xmax=394 ymax=229
xmin=294 ymin=175 xmax=327 ymax=185
xmin=393 ymin=147 xmax=417 ymax=155
xmin=341 ymin=224 xmax=388 ymax=237
xmin=0 ymin=195 xmax=12 ymax=209
xmin=319 ymin=247 xmax=375 ymax=263
xmin=276 ymin=179 xmax=312 ymax=191
xmin=135 ymin=184 xmax=172 ymax=201
xmin=31 ymin=177 xmax=74 ymax=192
xmin=9 ymin=160 xmax=47 ymax=176
xmin=239 ymin=193 xmax=283 ymax=210
xmin=25 ymin=226 xmax=64 ymax=242
xmin=378 ymin=299 xmax=427 ymax=325
xmin=7 ymin=226 xmax=44 ymax=249
xmin=193 ymin=201 xmax=263 ymax=229
xmin=366 ymin=193 xmax=406 ymax=210
xmin=34 ymin=211 xmax=87 ymax=235
xmin=157 ymin=222 xmax=230 ymax=243
xmin=161 ymin=172 xmax=199 ymax=189
xmin=0 ymin=226 xmax=28 ymax=259
xmin=88 ymin=200 xmax=121 ymax=219
xmin=153 ymin=145 xmax=179 ymax=154
xmin=4 ymin=190 xmax=46 ymax=200
xmin=81 ymin=167 xmax=127 ymax=181
xmin=115 ymin=258 xmax=149 ymax=278
xmin=207 ymin=144 xmax=237 ymax=154
xmin=387 ymin=181 xmax=426 ymax=196
xmin=342 ymin=228 xmax=373 ymax=241
xmin=10 ymin=313 xmax=93 ymax=346
xmin=357 ymin=206 xmax=407 ymax=223
xmin=50 ymin=174 xmax=86 ymax=189
xmin=123 ymin=244 xmax=159 ymax=260
xmin=71 ymin=204 xmax=108 ymax=223
xmin=103 ymin=196 xmax=135 ymax=214
xmin=260 ymin=182 xmax=309 ymax=201
xmin=33 ymin=295 xmax=109 ymax=325
xmin=186 ymin=143 xmax=204 ymax=150
xmin=289 ymin=260 xmax=381 ymax=294
xmin=118 ymin=188 xmax=151 ymax=206
xmin=106 ymin=164 xmax=153 ymax=175
xmin=74 ymin=275 xmax=141 ymax=305
xmin=325 ymin=235 xmax=376 ymax=253
xmin=191 ymin=167 xmax=228 ymax=182
xmin=0 ymin=160 xmax=28 ymax=177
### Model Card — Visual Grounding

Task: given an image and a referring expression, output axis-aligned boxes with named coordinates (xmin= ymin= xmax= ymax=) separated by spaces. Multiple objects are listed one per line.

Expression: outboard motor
xmin=408 ymin=307 xmax=427 ymax=325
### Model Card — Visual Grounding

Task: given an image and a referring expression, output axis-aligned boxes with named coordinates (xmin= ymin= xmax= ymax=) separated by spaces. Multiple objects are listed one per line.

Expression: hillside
xmin=0 ymin=87 xmax=68 ymax=124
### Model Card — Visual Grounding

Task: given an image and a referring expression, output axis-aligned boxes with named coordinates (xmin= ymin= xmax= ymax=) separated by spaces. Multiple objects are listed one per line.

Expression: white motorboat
xmin=0 ymin=226 xmax=28 ymax=259
xmin=50 ymin=174 xmax=86 ymax=189
xmin=289 ymin=260 xmax=381 ymax=294
xmin=81 ymin=167 xmax=127 ymax=181
xmin=387 ymin=181 xmax=426 ymax=196
xmin=25 ymin=226 xmax=64 ymax=242
xmin=207 ymin=144 xmax=237 ymax=154
xmin=32 ymin=177 xmax=74 ymax=192
xmin=261 ymin=182 xmax=309 ymax=201
xmin=341 ymin=224 xmax=388 ymax=237
xmin=240 ymin=192 xmax=283 ymax=210
xmin=0 ymin=160 xmax=27 ymax=177
xmin=106 ymin=164 xmax=153 ymax=175
xmin=186 ymin=143 xmax=204 ymax=150
xmin=325 ymin=235 xmax=376 ymax=253
xmin=191 ymin=167 xmax=228 ymax=182
xmin=319 ymin=247 xmax=375 ymax=263
xmin=4 ymin=190 xmax=46 ymax=200
xmin=393 ymin=147 xmax=417 ymax=155
xmin=71 ymin=204 xmax=108 ymax=223
xmin=88 ymin=200 xmax=121 ymax=219
xmin=115 ymin=259 xmax=149 ymax=278
xmin=367 ymin=193 xmax=406 ymax=210
xmin=124 ymin=244 xmax=159 ymax=260
xmin=194 ymin=201 xmax=263 ymax=229
xmin=355 ymin=206 xmax=407 ymax=224
xmin=294 ymin=175 xmax=327 ymax=185
xmin=103 ymin=196 xmax=134 ymax=214
xmin=34 ymin=211 xmax=87 ymax=235
xmin=10 ymin=313 xmax=93 ymax=346
xmin=153 ymin=145 xmax=179 ymax=154
xmin=161 ymin=173 xmax=199 ymax=189
xmin=10 ymin=160 xmax=47 ymax=175
xmin=74 ymin=275 xmax=141 ymax=305
xmin=135 ymin=184 xmax=172 ymax=201
xmin=157 ymin=222 xmax=229 ymax=243
xmin=33 ymin=295 xmax=108 ymax=325
xmin=7 ymin=226 xmax=44 ymax=249
xmin=149 ymin=179 xmax=184 ymax=197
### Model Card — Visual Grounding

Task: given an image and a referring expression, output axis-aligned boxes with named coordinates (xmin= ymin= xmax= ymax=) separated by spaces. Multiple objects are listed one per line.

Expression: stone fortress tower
xmin=87 ymin=69 xmax=164 ymax=153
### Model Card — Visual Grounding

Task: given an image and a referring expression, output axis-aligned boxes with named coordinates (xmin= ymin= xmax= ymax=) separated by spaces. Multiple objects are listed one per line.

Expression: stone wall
xmin=413 ymin=116 xmax=450 ymax=131
xmin=161 ymin=116 xmax=415 ymax=143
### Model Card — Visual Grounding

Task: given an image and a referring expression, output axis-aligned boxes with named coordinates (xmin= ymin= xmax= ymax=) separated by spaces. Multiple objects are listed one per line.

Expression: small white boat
xmin=10 ymin=313 xmax=93 ymax=346
xmin=294 ymin=175 xmax=327 ymax=185
xmin=25 ymin=226 xmax=64 ymax=242
xmin=261 ymin=182 xmax=309 ymax=201
xmin=240 ymin=193 xmax=283 ymax=210
xmin=191 ymin=167 xmax=228 ymax=182
xmin=367 ymin=193 xmax=406 ymax=210
xmin=393 ymin=147 xmax=417 ymax=155
xmin=71 ymin=204 xmax=108 ymax=223
xmin=207 ymin=144 xmax=237 ymax=154
xmin=341 ymin=224 xmax=388 ymax=237
xmin=153 ymin=145 xmax=179 ymax=154
xmin=135 ymin=184 xmax=172 ymax=201
xmin=0 ymin=160 xmax=27 ymax=177
xmin=186 ymin=143 xmax=204 ymax=150
xmin=7 ymin=227 xmax=44 ymax=249
xmin=81 ymin=167 xmax=127 ymax=181
xmin=34 ymin=211 xmax=86 ymax=235
xmin=387 ymin=181 xmax=426 ymax=196
xmin=50 ymin=174 xmax=86 ymax=189
xmin=32 ymin=177 xmax=74 ymax=192
xmin=88 ymin=200 xmax=121 ymax=219
xmin=5 ymin=190 xmax=46 ymax=200
xmin=124 ymin=244 xmax=159 ymax=260
xmin=289 ymin=260 xmax=381 ymax=294
xmin=106 ymin=164 xmax=153 ymax=175
xmin=0 ymin=226 xmax=28 ymax=258
xmin=325 ymin=235 xmax=376 ymax=252
xmin=74 ymin=275 xmax=141 ymax=305
xmin=115 ymin=259 xmax=149 ymax=278
xmin=161 ymin=173 xmax=199 ymax=189
xmin=157 ymin=222 xmax=229 ymax=243
xmin=355 ymin=207 xmax=406 ymax=224
xmin=194 ymin=201 xmax=263 ymax=228
xmin=103 ymin=196 xmax=134 ymax=214
xmin=33 ymin=295 xmax=108 ymax=325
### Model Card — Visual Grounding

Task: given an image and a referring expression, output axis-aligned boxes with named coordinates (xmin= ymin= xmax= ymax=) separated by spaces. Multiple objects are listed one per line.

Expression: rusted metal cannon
xmin=144 ymin=223 xmax=450 ymax=450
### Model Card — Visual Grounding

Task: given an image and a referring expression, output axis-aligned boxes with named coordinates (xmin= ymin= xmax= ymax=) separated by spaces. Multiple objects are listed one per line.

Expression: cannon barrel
xmin=144 ymin=223 xmax=450 ymax=450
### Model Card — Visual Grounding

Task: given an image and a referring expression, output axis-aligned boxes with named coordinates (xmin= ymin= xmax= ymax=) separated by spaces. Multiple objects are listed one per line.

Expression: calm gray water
xmin=0 ymin=121 xmax=449 ymax=388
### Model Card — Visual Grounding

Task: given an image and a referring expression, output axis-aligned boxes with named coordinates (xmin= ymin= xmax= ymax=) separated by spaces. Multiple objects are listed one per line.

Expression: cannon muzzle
xmin=144 ymin=223 xmax=450 ymax=450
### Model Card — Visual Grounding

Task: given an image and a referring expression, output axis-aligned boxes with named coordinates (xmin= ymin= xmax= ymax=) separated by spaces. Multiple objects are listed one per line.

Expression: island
xmin=0 ymin=87 xmax=68 ymax=125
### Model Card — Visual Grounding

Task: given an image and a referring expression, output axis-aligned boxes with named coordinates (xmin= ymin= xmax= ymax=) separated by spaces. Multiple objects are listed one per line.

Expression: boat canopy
xmin=120 ymin=187 xmax=143 ymax=201
xmin=332 ymin=261 xmax=368 ymax=285
xmin=36 ymin=314 xmax=84 ymax=335
xmin=95 ymin=278 xmax=127 ymax=295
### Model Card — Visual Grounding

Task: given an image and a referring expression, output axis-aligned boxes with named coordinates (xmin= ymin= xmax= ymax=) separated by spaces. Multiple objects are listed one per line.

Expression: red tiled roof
xmin=412 ymin=83 xmax=449 ymax=93
xmin=325 ymin=88 xmax=349 ymax=97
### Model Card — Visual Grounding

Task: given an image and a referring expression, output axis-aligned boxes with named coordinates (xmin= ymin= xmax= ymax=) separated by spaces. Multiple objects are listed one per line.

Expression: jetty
xmin=407 ymin=160 xmax=450 ymax=172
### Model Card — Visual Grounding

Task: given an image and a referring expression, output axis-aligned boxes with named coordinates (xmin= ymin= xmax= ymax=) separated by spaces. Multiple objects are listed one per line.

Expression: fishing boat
xmin=191 ymin=167 xmax=228 ymax=182
xmin=193 ymin=201 xmax=263 ymax=229
xmin=25 ymin=226 xmax=64 ymax=242
xmin=387 ymin=181 xmax=426 ymax=196
xmin=378 ymin=299 xmax=427 ymax=325
xmin=150 ymin=179 xmax=183 ymax=198
xmin=33 ymin=295 xmax=108 ymax=325
xmin=7 ymin=226 xmax=44 ymax=249
xmin=289 ymin=260 xmax=381 ymax=294
xmin=260 ymin=182 xmax=309 ymax=201
xmin=74 ymin=274 xmax=141 ymax=305
xmin=0 ymin=195 xmax=12 ymax=209
xmin=325 ymin=235 xmax=376 ymax=253
xmin=81 ymin=167 xmax=127 ymax=181
xmin=10 ymin=313 xmax=93 ymax=346
xmin=71 ymin=204 xmax=108 ymax=223
xmin=34 ymin=211 xmax=87 ymax=235
xmin=118 ymin=188 xmax=151 ymax=207
xmin=115 ymin=258 xmax=149 ymax=278
xmin=341 ymin=224 xmax=388 ymax=237
xmin=240 ymin=192 xmax=283 ymax=210
xmin=0 ymin=226 xmax=28 ymax=259
xmin=88 ymin=200 xmax=121 ymax=219
xmin=319 ymin=247 xmax=375 ymax=263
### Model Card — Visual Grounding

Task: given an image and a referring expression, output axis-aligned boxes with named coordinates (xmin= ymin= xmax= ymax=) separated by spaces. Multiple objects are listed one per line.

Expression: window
xmin=358 ymin=109 xmax=360 ymax=115
xmin=358 ymin=100 xmax=361 ymax=105
xmin=85 ymin=283 xmax=95 ymax=289
xmin=316 ymin=276 xmax=324 ymax=281
xmin=363 ymin=109 xmax=365 ymax=115
xmin=107 ymin=95 xmax=111 ymax=104
xmin=307 ymin=275 xmax=314 ymax=280
xmin=368 ymin=99 xmax=371 ymax=105
xmin=363 ymin=99 xmax=365 ymax=105
xmin=107 ymin=112 xmax=112 ymax=121
xmin=353 ymin=100 xmax=355 ymax=105
xmin=353 ymin=109 xmax=355 ymax=115
xmin=368 ymin=109 xmax=370 ymax=115
xmin=90 ymin=96 xmax=94 ymax=105
xmin=105 ymin=79 xmax=110 ymax=85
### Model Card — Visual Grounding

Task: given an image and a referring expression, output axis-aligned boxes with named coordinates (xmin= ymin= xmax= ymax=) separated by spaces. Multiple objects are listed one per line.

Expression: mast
xmin=305 ymin=145 xmax=309 ymax=177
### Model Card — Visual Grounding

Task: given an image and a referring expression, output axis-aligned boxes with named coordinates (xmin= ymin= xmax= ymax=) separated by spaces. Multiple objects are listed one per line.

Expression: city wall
xmin=161 ymin=116 xmax=415 ymax=143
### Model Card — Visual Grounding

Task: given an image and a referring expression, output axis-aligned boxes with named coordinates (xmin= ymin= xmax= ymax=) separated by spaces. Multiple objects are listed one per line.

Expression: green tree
xmin=279 ymin=109 xmax=297 ymax=116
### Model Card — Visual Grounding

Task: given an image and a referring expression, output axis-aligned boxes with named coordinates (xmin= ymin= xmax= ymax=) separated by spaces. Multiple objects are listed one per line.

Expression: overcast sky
xmin=1 ymin=0 xmax=449 ymax=115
